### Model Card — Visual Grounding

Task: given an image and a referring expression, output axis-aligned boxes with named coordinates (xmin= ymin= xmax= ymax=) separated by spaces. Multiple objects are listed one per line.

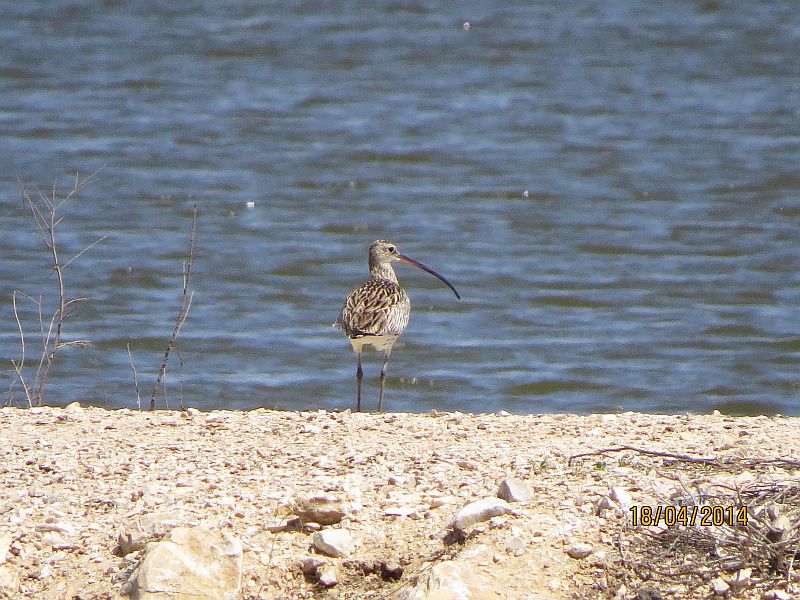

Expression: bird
xmin=336 ymin=240 xmax=461 ymax=412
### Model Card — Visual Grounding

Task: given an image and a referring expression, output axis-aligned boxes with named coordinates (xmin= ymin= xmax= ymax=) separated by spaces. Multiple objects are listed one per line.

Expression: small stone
xmin=504 ymin=534 xmax=526 ymax=553
xmin=37 ymin=564 xmax=53 ymax=580
xmin=318 ymin=565 xmax=338 ymax=587
xmin=380 ymin=562 xmax=403 ymax=581
xmin=452 ymin=497 xmax=512 ymax=532
xmin=429 ymin=495 xmax=459 ymax=508
xmin=384 ymin=506 xmax=416 ymax=517
xmin=64 ymin=401 xmax=83 ymax=413
xmin=566 ymin=542 xmax=593 ymax=559
xmin=312 ymin=529 xmax=354 ymax=558
xmin=0 ymin=533 xmax=11 ymax=565
xmin=610 ymin=487 xmax=633 ymax=508
xmin=299 ymin=556 xmax=326 ymax=576
xmin=497 ymin=477 xmax=533 ymax=503
xmin=295 ymin=495 xmax=346 ymax=526
xmin=710 ymin=577 xmax=729 ymax=595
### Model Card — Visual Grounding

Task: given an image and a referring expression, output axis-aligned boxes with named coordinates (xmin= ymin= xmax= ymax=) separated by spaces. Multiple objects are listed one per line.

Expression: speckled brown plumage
xmin=336 ymin=278 xmax=410 ymax=339
xmin=337 ymin=240 xmax=460 ymax=412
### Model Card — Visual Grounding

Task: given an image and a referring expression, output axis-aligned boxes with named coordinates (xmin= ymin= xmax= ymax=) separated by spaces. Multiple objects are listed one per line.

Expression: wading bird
xmin=336 ymin=240 xmax=460 ymax=412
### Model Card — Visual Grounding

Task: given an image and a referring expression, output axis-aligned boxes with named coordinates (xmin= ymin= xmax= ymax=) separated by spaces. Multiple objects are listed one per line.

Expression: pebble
xmin=312 ymin=529 xmax=354 ymax=558
xmin=295 ymin=494 xmax=346 ymax=526
xmin=452 ymin=497 xmax=512 ymax=532
xmin=710 ymin=577 xmax=729 ymax=595
xmin=609 ymin=486 xmax=633 ymax=509
xmin=565 ymin=542 xmax=593 ymax=559
xmin=0 ymin=534 xmax=11 ymax=564
xmin=318 ymin=565 xmax=338 ymax=587
xmin=299 ymin=556 xmax=327 ymax=576
xmin=497 ymin=477 xmax=534 ymax=502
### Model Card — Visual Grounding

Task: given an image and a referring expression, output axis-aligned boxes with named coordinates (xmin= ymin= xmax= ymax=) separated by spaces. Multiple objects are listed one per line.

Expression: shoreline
xmin=0 ymin=406 xmax=797 ymax=599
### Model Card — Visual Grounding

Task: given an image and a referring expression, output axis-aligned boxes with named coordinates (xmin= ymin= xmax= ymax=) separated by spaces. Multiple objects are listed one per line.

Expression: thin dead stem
xmin=149 ymin=203 xmax=197 ymax=410
xmin=127 ymin=343 xmax=141 ymax=411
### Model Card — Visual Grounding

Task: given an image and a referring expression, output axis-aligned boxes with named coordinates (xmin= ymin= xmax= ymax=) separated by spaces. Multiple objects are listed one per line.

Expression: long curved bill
xmin=398 ymin=254 xmax=461 ymax=300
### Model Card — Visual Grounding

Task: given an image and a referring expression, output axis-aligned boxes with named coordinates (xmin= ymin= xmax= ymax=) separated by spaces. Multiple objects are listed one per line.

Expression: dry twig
xmin=149 ymin=203 xmax=197 ymax=410
xmin=11 ymin=170 xmax=107 ymax=406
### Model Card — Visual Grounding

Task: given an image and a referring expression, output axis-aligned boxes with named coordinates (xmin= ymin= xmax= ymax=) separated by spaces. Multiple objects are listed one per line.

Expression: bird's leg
xmin=378 ymin=351 xmax=390 ymax=413
xmin=356 ymin=352 xmax=363 ymax=412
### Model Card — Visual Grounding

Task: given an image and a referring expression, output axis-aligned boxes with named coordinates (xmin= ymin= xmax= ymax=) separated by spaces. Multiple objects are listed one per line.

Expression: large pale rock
xmin=312 ymin=529 xmax=354 ymax=558
xmin=452 ymin=498 xmax=512 ymax=532
xmin=403 ymin=561 xmax=500 ymax=599
xmin=126 ymin=526 xmax=243 ymax=600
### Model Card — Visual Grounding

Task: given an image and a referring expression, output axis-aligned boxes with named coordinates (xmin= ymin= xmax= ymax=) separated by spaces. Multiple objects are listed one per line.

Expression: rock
xmin=0 ymin=565 xmax=20 ymax=596
xmin=318 ymin=565 xmax=338 ymax=587
xmin=299 ymin=556 xmax=327 ymax=577
xmin=312 ymin=529 xmax=354 ymax=558
xmin=295 ymin=494 xmax=346 ymax=526
xmin=0 ymin=533 xmax=11 ymax=564
xmin=452 ymin=497 xmax=512 ymax=532
xmin=429 ymin=495 xmax=459 ymax=508
xmin=710 ymin=577 xmax=729 ymax=596
xmin=504 ymin=532 xmax=527 ymax=554
xmin=64 ymin=401 xmax=83 ymax=413
xmin=299 ymin=556 xmax=338 ymax=586
xmin=380 ymin=562 xmax=404 ymax=581
xmin=402 ymin=561 xmax=500 ymax=599
xmin=125 ymin=526 xmax=243 ymax=600
xmin=497 ymin=477 xmax=533 ymax=502
xmin=609 ymin=486 xmax=633 ymax=509
xmin=763 ymin=590 xmax=792 ymax=600
xmin=566 ymin=542 xmax=593 ymax=559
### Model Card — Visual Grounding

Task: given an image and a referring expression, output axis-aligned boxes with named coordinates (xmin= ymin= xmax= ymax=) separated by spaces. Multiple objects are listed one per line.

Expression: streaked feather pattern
xmin=336 ymin=277 xmax=410 ymax=338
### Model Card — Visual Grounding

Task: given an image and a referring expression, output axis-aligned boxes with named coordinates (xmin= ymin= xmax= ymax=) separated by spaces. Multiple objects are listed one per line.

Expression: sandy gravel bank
xmin=0 ymin=406 xmax=797 ymax=599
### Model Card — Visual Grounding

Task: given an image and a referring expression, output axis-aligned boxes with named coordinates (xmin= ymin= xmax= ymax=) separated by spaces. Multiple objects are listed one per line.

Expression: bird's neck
xmin=370 ymin=262 xmax=398 ymax=283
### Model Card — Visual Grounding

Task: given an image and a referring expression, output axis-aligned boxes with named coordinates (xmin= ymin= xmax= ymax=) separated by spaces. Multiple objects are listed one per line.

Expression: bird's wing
xmin=337 ymin=279 xmax=408 ymax=337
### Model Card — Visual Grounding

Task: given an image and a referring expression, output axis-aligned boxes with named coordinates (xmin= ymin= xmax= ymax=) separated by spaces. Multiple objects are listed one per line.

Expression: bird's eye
xmin=387 ymin=245 xmax=396 ymax=253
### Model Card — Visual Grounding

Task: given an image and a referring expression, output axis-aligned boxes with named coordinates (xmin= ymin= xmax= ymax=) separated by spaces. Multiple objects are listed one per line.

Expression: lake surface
xmin=1 ymin=1 xmax=799 ymax=415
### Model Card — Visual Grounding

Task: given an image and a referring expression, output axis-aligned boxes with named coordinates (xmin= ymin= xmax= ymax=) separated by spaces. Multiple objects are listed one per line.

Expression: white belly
xmin=349 ymin=334 xmax=399 ymax=354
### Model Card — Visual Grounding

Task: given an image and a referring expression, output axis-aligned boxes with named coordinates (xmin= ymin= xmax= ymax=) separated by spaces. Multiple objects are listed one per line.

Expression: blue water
xmin=1 ymin=2 xmax=799 ymax=415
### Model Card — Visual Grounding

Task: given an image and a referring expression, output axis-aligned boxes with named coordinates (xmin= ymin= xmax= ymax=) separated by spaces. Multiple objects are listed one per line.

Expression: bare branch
xmin=62 ymin=234 xmax=110 ymax=270
xmin=569 ymin=444 xmax=800 ymax=470
xmin=11 ymin=172 xmax=106 ymax=406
